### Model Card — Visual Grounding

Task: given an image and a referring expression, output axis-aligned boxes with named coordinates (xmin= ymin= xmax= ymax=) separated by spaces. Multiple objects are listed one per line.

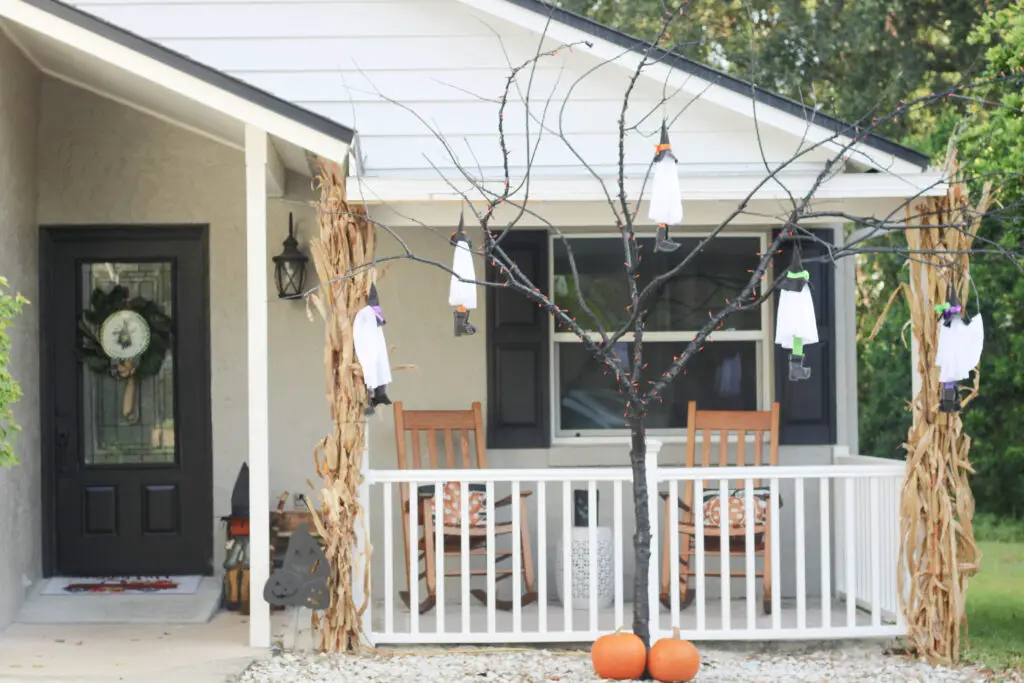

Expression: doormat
xmin=41 ymin=575 xmax=203 ymax=596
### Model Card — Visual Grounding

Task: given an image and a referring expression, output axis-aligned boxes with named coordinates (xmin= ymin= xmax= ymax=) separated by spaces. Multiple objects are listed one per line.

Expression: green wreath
xmin=79 ymin=285 xmax=173 ymax=379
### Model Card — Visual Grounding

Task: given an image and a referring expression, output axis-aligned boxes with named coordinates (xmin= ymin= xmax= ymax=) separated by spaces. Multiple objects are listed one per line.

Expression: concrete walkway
xmin=0 ymin=612 xmax=267 ymax=682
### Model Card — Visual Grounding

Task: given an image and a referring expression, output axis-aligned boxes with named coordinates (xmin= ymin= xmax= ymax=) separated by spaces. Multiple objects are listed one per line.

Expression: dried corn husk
xmin=899 ymin=148 xmax=990 ymax=666
xmin=309 ymin=166 xmax=375 ymax=653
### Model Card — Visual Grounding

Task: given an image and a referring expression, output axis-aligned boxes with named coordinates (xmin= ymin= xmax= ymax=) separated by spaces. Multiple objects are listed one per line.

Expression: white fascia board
xmin=455 ymin=0 xmax=926 ymax=176
xmin=0 ymin=0 xmax=350 ymax=163
xmin=354 ymin=171 xmax=948 ymax=203
xmin=265 ymin=139 xmax=286 ymax=198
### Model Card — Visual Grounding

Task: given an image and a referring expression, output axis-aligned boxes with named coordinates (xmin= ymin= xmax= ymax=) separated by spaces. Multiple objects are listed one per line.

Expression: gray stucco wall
xmin=0 ymin=32 xmax=41 ymax=630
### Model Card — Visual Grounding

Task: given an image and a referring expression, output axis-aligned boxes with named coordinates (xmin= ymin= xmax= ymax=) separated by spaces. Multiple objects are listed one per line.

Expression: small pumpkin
xmin=591 ymin=628 xmax=647 ymax=680
xmin=647 ymin=628 xmax=700 ymax=682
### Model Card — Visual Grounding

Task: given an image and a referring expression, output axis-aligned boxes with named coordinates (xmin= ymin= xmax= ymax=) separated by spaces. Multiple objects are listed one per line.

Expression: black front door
xmin=42 ymin=227 xmax=212 ymax=576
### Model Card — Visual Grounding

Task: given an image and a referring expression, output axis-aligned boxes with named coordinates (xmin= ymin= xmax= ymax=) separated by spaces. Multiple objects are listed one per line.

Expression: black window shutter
xmin=485 ymin=231 xmax=551 ymax=449
xmin=772 ymin=229 xmax=837 ymax=445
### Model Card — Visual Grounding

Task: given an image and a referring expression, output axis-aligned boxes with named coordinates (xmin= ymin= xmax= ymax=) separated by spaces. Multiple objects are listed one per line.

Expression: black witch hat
xmin=778 ymin=245 xmax=810 ymax=292
xmin=230 ymin=463 xmax=249 ymax=519
xmin=942 ymin=284 xmax=968 ymax=327
xmin=368 ymin=283 xmax=385 ymax=326
xmin=654 ymin=121 xmax=676 ymax=163
xmin=451 ymin=211 xmax=471 ymax=247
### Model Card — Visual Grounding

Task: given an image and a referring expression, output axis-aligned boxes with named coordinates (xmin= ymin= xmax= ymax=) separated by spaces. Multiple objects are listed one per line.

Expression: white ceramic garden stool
xmin=554 ymin=526 xmax=615 ymax=610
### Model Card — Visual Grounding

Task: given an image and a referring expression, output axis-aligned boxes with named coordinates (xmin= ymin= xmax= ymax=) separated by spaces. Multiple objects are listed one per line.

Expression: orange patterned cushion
xmin=419 ymin=483 xmax=487 ymax=527
xmin=700 ymin=488 xmax=774 ymax=527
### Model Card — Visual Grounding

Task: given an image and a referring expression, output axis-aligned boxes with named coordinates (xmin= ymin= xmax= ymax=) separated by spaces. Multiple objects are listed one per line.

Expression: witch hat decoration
xmin=230 ymin=463 xmax=249 ymax=519
xmin=449 ymin=211 xmax=478 ymax=336
xmin=940 ymin=285 xmax=967 ymax=327
xmin=935 ymin=283 xmax=983 ymax=413
xmin=774 ymin=243 xmax=818 ymax=381
xmin=353 ymin=283 xmax=393 ymax=416
xmin=368 ymin=283 xmax=385 ymax=326
xmin=649 ymin=121 xmax=682 ymax=253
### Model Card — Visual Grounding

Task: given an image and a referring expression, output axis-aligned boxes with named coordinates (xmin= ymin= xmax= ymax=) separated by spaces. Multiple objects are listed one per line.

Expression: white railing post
xmin=354 ymin=425 xmax=373 ymax=645
xmin=243 ymin=124 xmax=271 ymax=649
xmin=382 ymin=480 xmax=394 ymax=636
xmin=613 ymin=480 xmax=624 ymax=629
xmin=646 ymin=439 xmax=662 ymax=641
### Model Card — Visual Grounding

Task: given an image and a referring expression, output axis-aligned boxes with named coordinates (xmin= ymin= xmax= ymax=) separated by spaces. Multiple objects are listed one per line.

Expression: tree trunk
xmin=628 ymin=414 xmax=652 ymax=662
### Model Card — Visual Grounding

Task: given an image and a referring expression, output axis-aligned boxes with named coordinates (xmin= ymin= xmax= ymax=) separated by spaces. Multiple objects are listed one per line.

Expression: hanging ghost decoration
xmin=353 ymin=284 xmax=393 ymax=415
xmin=647 ymin=121 xmax=682 ymax=253
xmin=934 ymin=285 xmax=984 ymax=413
xmin=449 ymin=213 xmax=478 ymax=336
xmin=774 ymin=247 xmax=819 ymax=381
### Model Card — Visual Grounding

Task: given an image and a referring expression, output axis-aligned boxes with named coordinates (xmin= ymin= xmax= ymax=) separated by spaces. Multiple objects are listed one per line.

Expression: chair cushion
xmin=417 ymin=483 xmax=487 ymax=527
xmin=700 ymin=487 xmax=780 ymax=528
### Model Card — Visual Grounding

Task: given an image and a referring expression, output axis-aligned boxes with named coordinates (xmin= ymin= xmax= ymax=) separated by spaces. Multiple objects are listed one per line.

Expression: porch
xmin=357 ymin=447 xmax=906 ymax=645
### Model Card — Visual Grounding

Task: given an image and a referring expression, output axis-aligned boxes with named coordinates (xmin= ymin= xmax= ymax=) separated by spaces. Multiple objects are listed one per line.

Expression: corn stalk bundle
xmin=307 ymin=166 xmax=375 ymax=652
xmin=899 ymin=149 xmax=990 ymax=666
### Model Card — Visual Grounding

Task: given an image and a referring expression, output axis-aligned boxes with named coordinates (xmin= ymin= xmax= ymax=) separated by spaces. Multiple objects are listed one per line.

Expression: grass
xmin=962 ymin=538 xmax=1024 ymax=673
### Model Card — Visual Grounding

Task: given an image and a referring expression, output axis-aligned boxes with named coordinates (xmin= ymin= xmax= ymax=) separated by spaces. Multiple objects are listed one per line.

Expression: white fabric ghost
xmin=449 ymin=238 xmax=477 ymax=310
xmin=775 ymin=287 xmax=819 ymax=350
xmin=936 ymin=314 xmax=984 ymax=383
xmin=648 ymin=156 xmax=683 ymax=226
xmin=352 ymin=305 xmax=392 ymax=390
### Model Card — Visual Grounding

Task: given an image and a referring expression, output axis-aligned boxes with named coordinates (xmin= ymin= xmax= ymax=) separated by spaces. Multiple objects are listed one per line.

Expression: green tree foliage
xmin=956 ymin=1 xmax=1024 ymax=517
xmin=557 ymin=0 xmax=1006 ymax=138
xmin=0 ymin=276 xmax=27 ymax=467
xmin=859 ymin=1 xmax=1024 ymax=516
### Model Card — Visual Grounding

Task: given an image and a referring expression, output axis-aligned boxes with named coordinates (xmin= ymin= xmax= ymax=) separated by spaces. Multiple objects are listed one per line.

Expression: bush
xmin=973 ymin=513 xmax=1024 ymax=543
xmin=0 ymin=275 xmax=28 ymax=467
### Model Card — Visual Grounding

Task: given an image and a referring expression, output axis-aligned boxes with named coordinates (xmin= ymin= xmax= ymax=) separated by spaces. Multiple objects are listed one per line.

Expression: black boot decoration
xmin=939 ymin=383 xmax=961 ymax=413
xmin=372 ymin=385 xmax=392 ymax=407
xmin=654 ymin=224 xmax=680 ymax=253
xmin=454 ymin=307 xmax=477 ymax=336
xmin=788 ymin=354 xmax=812 ymax=381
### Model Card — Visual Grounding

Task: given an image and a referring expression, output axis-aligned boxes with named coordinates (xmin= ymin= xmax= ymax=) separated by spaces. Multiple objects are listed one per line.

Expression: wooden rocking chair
xmin=394 ymin=401 xmax=537 ymax=614
xmin=660 ymin=401 xmax=781 ymax=615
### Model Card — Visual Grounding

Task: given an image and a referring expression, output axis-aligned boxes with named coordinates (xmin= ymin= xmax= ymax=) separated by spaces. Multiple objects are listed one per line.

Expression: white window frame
xmin=548 ymin=230 xmax=774 ymax=445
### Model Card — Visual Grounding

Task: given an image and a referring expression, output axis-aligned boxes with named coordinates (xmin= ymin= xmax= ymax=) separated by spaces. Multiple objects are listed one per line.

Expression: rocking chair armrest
xmin=402 ymin=489 xmax=533 ymax=511
xmin=657 ymin=490 xmax=693 ymax=513
xmin=493 ymin=490 xmax=534 ymax=508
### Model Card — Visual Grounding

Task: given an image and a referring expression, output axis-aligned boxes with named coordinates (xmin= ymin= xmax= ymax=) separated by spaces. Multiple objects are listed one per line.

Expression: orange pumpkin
xmin=647 ymin=628 xmax=700 ymax=682
xmin=591 ymin=628 xmax=647 ymax=680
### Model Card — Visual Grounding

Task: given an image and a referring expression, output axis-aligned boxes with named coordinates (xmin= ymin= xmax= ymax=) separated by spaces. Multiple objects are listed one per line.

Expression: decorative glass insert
xmin=79 ymin=262 xmax=176 ymax=465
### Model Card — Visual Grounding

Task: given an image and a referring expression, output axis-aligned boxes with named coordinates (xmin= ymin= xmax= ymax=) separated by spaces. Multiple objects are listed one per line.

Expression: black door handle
xmin=55 ymin=426 xmax=71 ymax=474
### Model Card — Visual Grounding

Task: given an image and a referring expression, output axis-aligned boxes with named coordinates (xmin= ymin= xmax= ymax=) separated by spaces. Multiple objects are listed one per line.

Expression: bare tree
xmin=305 ymin=4 xmax=1024 ymax=666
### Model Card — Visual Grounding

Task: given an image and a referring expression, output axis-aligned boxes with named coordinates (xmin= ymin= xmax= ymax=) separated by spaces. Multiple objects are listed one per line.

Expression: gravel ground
xmin=237 ymin=643 xmax=1019 ymax=682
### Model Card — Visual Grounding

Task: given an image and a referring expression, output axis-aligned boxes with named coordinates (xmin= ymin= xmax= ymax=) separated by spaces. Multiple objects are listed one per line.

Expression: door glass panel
xmin=79 ymin=262 xmax=175 ymax=465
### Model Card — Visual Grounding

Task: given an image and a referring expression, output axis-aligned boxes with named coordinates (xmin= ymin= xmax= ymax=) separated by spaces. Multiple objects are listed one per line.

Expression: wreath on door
xmin=78 ymin=285 xmax=173 ymax=419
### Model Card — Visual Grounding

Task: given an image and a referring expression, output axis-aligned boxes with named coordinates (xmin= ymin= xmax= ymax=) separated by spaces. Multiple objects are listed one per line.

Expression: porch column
xmin=245 ymin=124 xmax=272 ymax=648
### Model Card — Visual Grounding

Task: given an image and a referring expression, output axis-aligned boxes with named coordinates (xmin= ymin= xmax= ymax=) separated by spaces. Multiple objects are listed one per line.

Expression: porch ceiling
xmin=0 ymin=0 xmax=355 ymax=178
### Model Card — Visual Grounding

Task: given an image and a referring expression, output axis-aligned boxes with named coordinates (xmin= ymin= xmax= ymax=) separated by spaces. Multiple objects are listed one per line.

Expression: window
xmin=551 ymin=234 xmax=771 ymax=438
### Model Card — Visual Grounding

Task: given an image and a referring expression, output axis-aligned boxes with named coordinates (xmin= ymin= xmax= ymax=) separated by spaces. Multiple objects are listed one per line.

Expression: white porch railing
xmin=360 ymin=446 xmax=906 ymax=645
xmin=833 ymin=450 xmax=905 ymax=624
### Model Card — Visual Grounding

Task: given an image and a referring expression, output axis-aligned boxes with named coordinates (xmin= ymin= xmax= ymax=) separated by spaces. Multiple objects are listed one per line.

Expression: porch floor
xmin=369 ymin=596 xmax=884 ymax=641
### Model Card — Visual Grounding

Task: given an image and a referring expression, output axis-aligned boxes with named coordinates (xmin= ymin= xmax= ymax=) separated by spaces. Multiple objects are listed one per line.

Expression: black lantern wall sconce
xmin=273 ymin=213 xmax=309 ymax=299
